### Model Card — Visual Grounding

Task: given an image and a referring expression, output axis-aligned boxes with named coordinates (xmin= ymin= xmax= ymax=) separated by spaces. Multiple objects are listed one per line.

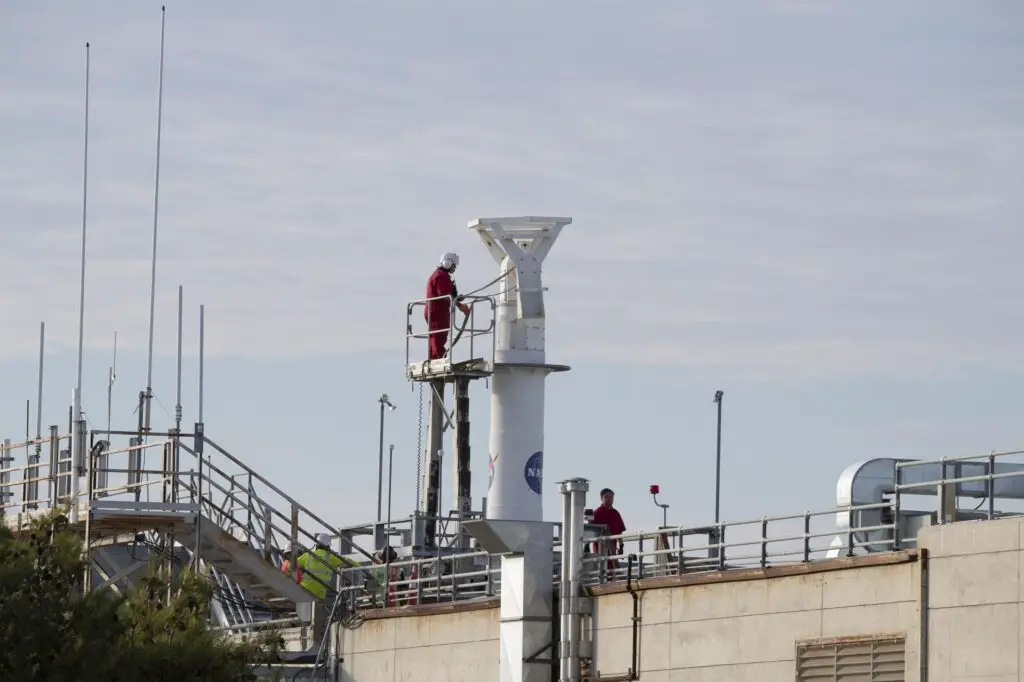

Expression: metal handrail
xmin=896 ymin=448 xmax=1024 ymax=469
xmin=333 ymin=500 xmax=903 ymax=609
xmin=892 ymin=447 xmax=1024 ymax=524
xmin=405 ymin=293 xmax=496 ymax=370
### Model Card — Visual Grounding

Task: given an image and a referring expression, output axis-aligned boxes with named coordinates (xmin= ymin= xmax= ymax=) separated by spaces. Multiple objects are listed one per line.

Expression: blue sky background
xmin=1 ymin=1 xmax=1022 ymax=537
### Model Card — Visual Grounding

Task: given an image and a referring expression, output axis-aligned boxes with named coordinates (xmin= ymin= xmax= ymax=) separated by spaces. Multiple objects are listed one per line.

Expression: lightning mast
xmin=470 ymin=217 xmax=572 ymax=522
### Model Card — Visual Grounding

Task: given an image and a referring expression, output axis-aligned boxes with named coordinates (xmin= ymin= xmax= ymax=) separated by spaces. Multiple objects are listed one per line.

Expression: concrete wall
xmin=589 ymin=553 xmax=921 ymax=681
xmin=337 ymin=553 xmax=922 ymax=682
xmin=918 ymin=516 xmax=1024 ymax=682
xmin=340 ymin=601 xmax=500 ymax=682
xmin=332 ymin=518 xmax=1024 ymax=682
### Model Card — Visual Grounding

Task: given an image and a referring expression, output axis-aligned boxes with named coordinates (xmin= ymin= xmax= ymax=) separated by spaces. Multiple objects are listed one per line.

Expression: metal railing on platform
xmin=0 ymin=427 xmax=369 ymax=614
xmin=405 ymin=293 xmax=496 ymax=373
xmin=894 ymin=448 xmax=1024 ymax=527
xmin=333 ymin=500 xmax=900 ymax=610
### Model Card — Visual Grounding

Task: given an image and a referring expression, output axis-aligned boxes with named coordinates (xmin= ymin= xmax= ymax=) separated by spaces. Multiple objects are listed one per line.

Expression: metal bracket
xmin=524 ymin=640 xmax=554 ymax=664
xmin=429 ymin=383 xmax=456 ymax=432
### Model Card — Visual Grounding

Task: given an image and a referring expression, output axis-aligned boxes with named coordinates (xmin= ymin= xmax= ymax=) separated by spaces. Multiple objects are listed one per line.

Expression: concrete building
xmin=337 ymin=514 xmax=1024 ymax=681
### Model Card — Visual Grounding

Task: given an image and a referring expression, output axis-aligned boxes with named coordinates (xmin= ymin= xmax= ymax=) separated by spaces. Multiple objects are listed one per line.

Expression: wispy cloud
xmin=1 ymin=1 xmax=1021 ymax=382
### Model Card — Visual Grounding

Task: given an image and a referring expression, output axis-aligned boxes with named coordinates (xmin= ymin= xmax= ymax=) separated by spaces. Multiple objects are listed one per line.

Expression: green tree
xmin=0 ymin=512 xmax=284 ymax=682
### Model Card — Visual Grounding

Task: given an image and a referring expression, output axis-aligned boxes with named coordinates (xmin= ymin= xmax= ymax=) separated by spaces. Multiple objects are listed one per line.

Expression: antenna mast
xmin=70 ymin=41 xmax=91 ymax=525
xmin=143 ymin=5 xmax=167 ymax=435
xmin=174 ymin=285 xmax=183 ymax=432
xmin=107 ymin=331 xmax=117 ymax=437
xmin=35 ymin=322 xmax=44 ymax=459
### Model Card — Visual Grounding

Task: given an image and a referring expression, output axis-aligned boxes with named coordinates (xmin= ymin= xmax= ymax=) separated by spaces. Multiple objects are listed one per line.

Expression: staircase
xmin=0 ymin=428 xmax=367 ymax=637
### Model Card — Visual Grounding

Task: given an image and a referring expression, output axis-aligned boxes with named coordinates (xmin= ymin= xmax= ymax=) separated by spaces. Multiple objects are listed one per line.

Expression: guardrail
xmin=0 ymin=427 xmax=368 ymax=609
xmin=405 ymin=293 xmax=496 ymax=370
xmin=894 ymin=448 xmax=1024 ymax=525
xmin=334 ymin=501 xmax=899 ymax=610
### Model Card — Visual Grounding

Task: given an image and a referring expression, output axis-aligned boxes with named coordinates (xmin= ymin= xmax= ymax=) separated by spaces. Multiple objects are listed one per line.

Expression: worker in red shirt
xmin=591 ymin=488 xmax=626 ymax=576
xmin=425 ymin=252 xmax=471 ymax=360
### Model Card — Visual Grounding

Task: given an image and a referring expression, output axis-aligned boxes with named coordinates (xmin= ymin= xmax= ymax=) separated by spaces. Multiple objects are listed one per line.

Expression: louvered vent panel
xmin=796 ymin=636 xmax=905 ymax=682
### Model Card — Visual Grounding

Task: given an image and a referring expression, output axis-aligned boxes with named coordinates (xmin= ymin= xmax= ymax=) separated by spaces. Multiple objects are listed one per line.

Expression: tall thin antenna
xmin=107 ymin=331 xmax=117 ymax=437
xmin=75 ymin=43 xmax=90 ymax=399
xmin=70 ymin=41 xmax=91 ymax=525
xmin=36 ymin=322 xmax=45 ymax=446
xmin=198 ymin=304 xmax=205 ymax=423
xmin=143 ymin=5 xmax=167 ymax=434
xmin=175 ymin=285 xmax=183 ymax=432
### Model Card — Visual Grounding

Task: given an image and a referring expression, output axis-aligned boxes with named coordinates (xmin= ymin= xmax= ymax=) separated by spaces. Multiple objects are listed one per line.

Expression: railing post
xmin=289 ymin=502 xmax=299 ymax=565
xmin=637 ymin=534 xmax=644 ymax=580
xmin=47 ymin=426 xmax=59 ymax=508
xmin=416 ymin=561 xmax=424 ymax=604
xmin=988 ymin=451 xmax=996 ymax=520
xmin=262 ymin=501 xmax=273 ymax=562
xmin=717 ymin=524 xmax=726 ymax=570
xmin=677 ymin=529 xmax=685 ymax=575
xmin=246 ymin=473 xmax=254 ymax=541
xmin=893 ymin=463 xmax=903 ymax=549
xmin=760 ymin=517 xmax=768 ymax=568
xmin=847 ymin=516 xmax=855 ymax=557
xmin=803 ymin=511 xmax=811 ymax=562
xmin=937 ymin=456 xmax=947 ymax=524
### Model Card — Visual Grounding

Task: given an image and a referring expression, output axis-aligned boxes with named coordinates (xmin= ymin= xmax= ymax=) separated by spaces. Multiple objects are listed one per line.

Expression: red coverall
xmin=592 ymin=504 xmax=626 ymax=574
xmin=425 ymin=267 xmax=458 ymax=360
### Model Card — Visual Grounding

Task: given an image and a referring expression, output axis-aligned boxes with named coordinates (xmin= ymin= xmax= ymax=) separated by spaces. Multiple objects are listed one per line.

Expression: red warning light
xmin=649 ymin=485 xmax=660 ymax=495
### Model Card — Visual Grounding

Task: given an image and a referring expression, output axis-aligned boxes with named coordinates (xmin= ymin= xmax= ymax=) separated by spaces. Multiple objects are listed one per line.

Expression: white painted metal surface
xmin=465 ymin=518 xmax=555 ymax=682
xmin=471 ymin=217 xmax=572 ymax=522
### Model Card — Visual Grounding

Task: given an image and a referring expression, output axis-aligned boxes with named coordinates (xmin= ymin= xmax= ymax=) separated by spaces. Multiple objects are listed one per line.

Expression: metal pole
xmin=36 ymin=323 xmax=44 ymax=446
xmin=193 ymin=304 xmax=206 ymax=567
xmin=143 ymin=5 xmax=167 ymax=435
xmin=34 ymin=323 xmax=44 ymax=502
xmin=198 ymin=305 xmax=205 ymax=422
xmin=71 ymin=41 xmax=91 ymax=527
xmin=377 ymin=398 xmax=385 ymax=523
xmin=386 ymin=444 xmax=394 ymax=530
xmin=714 ymin=390 xmax=724 ymax=524
xmin=175 ymin=285 xmax=183 ymax=432
xmin=106 ymin=331 xmax=116 ymax=441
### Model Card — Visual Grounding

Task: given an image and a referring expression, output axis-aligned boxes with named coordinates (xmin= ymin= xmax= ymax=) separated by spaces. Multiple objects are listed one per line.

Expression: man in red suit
xmin=425 ymin=252 xmax=471 ymax=360
xmin=592 ymin=488 xmax=626 ymax=575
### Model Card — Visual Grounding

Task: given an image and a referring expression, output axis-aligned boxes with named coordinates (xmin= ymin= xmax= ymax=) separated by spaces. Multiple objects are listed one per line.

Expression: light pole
xmin=713 ymin=390 xmax=724 ymax=524
xmin=377 ymin=394 xmax=396 ymax=523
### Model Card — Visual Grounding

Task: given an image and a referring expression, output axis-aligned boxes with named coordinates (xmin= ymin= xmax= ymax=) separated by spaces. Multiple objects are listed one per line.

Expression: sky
xmin=1 ymin=1 xmax=1022 ymax=547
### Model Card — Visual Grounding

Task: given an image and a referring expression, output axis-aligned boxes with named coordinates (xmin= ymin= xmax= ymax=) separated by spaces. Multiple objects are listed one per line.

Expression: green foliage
xmin=0 ymin=512 xmax=284 ymax=682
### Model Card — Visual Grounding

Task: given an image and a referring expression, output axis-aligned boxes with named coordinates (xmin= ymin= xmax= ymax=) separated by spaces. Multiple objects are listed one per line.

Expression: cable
xmin=462 ymin=269 xmax=511 ymax=298
xmin=415 ymin=383 xmax=424 ymax=511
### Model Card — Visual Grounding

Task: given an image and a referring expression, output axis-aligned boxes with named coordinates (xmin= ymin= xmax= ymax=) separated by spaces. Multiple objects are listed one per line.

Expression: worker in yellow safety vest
xmin=297 ymin=533 xmax=355 ymax=599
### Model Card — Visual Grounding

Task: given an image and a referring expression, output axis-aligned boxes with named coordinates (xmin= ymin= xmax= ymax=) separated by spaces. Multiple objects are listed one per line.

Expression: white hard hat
xmin=316 ymin=533 xmax=332 ymax=547
xmin=440 ymin=252 xmax=460 ymax=270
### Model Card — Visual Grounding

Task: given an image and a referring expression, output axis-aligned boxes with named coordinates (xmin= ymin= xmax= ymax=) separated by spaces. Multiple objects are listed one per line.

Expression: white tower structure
xmin=470 ymin=216 xmax=572 ymax=522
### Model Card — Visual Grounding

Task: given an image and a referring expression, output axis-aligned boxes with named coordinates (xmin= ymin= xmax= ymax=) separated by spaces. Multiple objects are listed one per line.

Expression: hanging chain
xmin=415 ymin=382 xmax=424 ymax=510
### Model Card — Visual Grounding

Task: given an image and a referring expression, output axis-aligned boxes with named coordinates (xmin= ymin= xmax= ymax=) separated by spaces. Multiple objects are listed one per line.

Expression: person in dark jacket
xmin=425 ymin=252 xmax=471 ymax=360
xmin=592 ymin=488 xmax=626 ymax=574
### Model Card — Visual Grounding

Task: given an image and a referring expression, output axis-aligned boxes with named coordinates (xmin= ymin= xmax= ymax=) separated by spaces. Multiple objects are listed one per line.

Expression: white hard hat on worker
xmin=440 ymin=252 xmax=459 ymax=272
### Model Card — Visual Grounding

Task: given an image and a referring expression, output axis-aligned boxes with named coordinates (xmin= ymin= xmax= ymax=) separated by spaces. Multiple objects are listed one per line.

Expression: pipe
xmin=559 ymin=478 xmax=588 ymax=682
xmin=626 ymin=554 xmax=639 ymax=680
xmin=559 ymin=481 xmax=573 ymax=682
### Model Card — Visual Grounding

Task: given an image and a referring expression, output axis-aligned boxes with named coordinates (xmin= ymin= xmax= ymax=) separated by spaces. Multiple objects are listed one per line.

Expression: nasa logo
xmin=524 ymin=451 xmax=543 ymax=495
